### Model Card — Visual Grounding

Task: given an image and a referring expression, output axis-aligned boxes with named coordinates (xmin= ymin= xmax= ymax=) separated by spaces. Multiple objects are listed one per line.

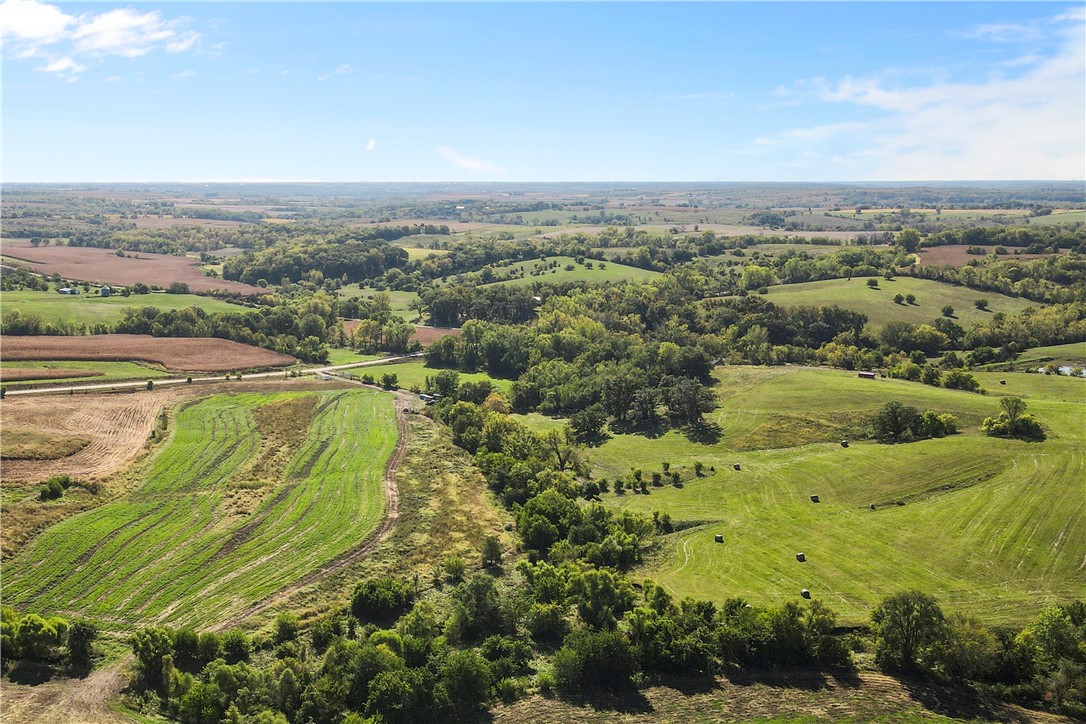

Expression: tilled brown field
xmin=340 ymin=322 xmax=461 ymax=348
xmin=1 ymin=335 xmax=295 ymax=373
xmin=1 ymin=242 xmax=264 ymax=294
xmin=918 ymin=245 xmax=1063 ymax=267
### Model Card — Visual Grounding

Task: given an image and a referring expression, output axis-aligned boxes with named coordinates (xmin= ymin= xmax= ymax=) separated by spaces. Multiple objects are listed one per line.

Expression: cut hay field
xmin=1 ymin=335 xmax=295 ymax=373
xmin=3 ymin=388 xmax=398 ymax=629
xmin=755 ymin=277 xmax=1038 ymax=327
xmin=526 ymin=366 xmax=1084 ymax=625
xmin=0 ymin=288 xmax=248 ymax=326
xmin=0 ymin=242 xmax=265 ymax=295
xmin=482 ymin=255 xmax=661 ymax=286
xmin=337 ymin=286 xmax=420 ymax=321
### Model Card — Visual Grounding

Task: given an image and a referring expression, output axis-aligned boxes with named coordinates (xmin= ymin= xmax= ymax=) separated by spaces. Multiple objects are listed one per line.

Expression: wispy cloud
xmin=437 ymin=146 xmax=503 ymax=174
xmin=663 ymin=90 xmax=735 ymax=102
xmin=755 ymin=7 xmax=1085 ymax=179
xmin=170 ymin=69 xmax=194 ymax=81
xmin=365 ymin=138 xmax=377 ymax=152
xmin=0 ymin=0 xmax=200 ymax=77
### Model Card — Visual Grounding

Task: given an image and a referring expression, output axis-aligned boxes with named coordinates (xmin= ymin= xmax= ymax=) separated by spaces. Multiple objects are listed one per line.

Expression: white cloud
xmin=366 ymin=138 xmax=377 ymax=152
xmin=336 ymin=64 xmax=353 ymax=75
xmin=36 ymin=54 xmax=85 ymax=79
xmin=437 ymin=146 xmax=503 ymax=174
xmin=1 ymin=0 xmax=200 ymax=76
xmin=171 ymin=70 xmax=194 ymax=81
xmin=0 ymin=0 xmax=71 ymax=43
xmin=758 ymin=8 xmax=1085 ymax=179
xmin=166 ymin=31 xmax=199 ymax=54
xmin=105 ymin=75 xmax=120 ymax=82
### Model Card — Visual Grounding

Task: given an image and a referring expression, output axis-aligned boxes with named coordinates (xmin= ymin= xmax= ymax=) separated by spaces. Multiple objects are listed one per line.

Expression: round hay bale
xmin=840 ymin=440 xmax=849 ymax=448
xmin=800 ymin=589 xmax=811 ymax=599
xmin=810 ymin=494 xmax=820 ymax=503
xmin=714 ymin=534 xmax=724 ymax=543
xmin=796 ymin=552 xmax=806 ymax=562
xmin=733 ymin=463 xmax=741 ymax=471
xmin=1000 ymin=380 xmax=1007 ymax=385
xmin=504 ymin=522 xmax=514 ymax=531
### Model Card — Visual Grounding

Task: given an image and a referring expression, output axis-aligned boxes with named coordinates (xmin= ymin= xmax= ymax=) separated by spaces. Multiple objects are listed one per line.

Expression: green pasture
xmin=1006 ymin=342 xmax=1086 ymax=370
xmin=351 ymin=360 xmax=511 ymax=394
xmin=336 ymin=286 xmax=420 ymax=321
xmin=4 ymin=388 xmax=397 ymax=629
xmin=528 ymin=366 xmax=1083 ymax=625
xmin=481 ymin=255 xmax=661 ymax=287
xmin=0 ymin=360 xmax=172 ymax=387
xmin=755 ymin=277 xmax=1038 ymax=328
xmin=0 ymin=288 xmax=247 ymax=327
xmin=323 ymin=348 xmax=385 ymax=366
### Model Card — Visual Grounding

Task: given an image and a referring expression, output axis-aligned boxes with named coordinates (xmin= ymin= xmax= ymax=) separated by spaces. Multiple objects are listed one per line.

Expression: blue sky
xmin=2 ymin=2 xmax=1083 ymax=182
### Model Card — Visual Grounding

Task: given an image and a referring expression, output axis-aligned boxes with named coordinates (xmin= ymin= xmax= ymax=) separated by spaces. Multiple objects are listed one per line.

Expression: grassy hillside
xmin=756 ymin=277 xmax=1038 ymax=327
xmin=3 ymin=388 xmax=397 ymax=630
xmin=521 ymin=366 xmax=1084 ymax=625
xmin=483 ymin=255 xmax=661 ymax=287
xmin=0 ymin=288 xmax=248 ymax=326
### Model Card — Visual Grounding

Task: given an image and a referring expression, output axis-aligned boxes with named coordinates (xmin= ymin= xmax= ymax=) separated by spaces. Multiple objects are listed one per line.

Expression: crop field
xmin=1 ymin=334 xmax=295 ymax=373
xmin=3 ymin=388 xmax=398 ymax=628
xmin=561 ymin=366 xmax=1084 ymax=625
xmin=755 ymin=277 xmax=1038 ymax=327
xmin=0 ymin=288 xmax=247 ymax=326
xmin=482 ymin=255 xmax=661 ymax=286
xmin=0 ymin=387 xmax=203 ymax=484
xmin=917 ymin=245 xmax=1066 ymax=267
xmin=0 ymin=242 xmax=264 ymax=295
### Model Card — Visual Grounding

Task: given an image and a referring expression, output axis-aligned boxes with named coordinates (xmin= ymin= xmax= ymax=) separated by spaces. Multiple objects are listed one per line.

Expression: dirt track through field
xmin=211 ymin=385 xmax=412 ymax=631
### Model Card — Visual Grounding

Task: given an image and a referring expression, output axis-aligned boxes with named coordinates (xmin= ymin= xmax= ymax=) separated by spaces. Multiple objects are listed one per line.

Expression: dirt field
xmin=0 ymin=368 xmax=102 ymax=382
xmin=918 ymin=245 xmax=1063 ymax=267
xmin=0 ymin=335 xmax=295 ymax=373
xmin=0 ymin=387 xmax=201 ymax=484
xmin=128 ymin=216 xmax=246 ymax=229
xmin=412 ymin=326 xmax=461 ymax=346
xmin=340 ymin=323 xmax=461 ymax=347
xmin=1 ymin=242 xmax=264 ymax=294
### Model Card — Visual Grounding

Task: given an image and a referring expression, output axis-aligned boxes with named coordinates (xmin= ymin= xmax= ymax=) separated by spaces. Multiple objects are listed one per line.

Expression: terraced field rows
xmin=3 ymin=389 xmax=397 ymax=629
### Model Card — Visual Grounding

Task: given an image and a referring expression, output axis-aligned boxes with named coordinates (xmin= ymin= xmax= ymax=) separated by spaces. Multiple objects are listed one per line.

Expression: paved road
xmin=2 ymin=352 xmax=424 ymax=397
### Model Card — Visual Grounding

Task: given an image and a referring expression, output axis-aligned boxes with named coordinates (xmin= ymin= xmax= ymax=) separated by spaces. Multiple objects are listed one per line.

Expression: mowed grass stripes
xmin=4 ymin=389 xmax=397 ymax=629
xmin=586 ymin=367 xmax=1084 ymax=626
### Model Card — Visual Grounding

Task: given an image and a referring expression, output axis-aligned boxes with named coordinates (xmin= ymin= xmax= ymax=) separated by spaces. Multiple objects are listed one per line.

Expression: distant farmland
xmin=1 ymin=242 xmax=265 ymax=294
xmin=755 ymin=276 xmax=1038 ymax=327
xmin=1 ymin=334 xmax=295 ymax=373
xmin=482 ymin=255 xmax=661 ymax=286
xmin=0 ymin=288 xmax=248 ymax=326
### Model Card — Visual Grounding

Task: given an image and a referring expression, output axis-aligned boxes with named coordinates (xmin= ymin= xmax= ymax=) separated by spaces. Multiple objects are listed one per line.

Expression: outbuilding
xmin=857 ymin=371 xmax=876 ymax=379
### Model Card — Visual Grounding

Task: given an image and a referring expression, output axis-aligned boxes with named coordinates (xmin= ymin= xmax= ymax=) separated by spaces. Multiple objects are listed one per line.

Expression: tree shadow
xmin=6 ymin=662 xmax=56 ymax=686
xmin=682 ymin=421 xmax=722 ymax=444
xmin=558 ymin=687 xmax=654 ymax=715
xmin=720 ymin=667 xmax=830 ymax=692
xmin=896 ymin=672 xmax=1032 ymax=723
xmin=609 ymin=420 xmax=668 ymax=439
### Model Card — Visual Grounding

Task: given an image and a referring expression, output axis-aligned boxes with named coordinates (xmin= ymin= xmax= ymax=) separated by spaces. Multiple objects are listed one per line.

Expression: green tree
xmin=569 ymin=568 xmax=635 ymax=630
xmin=895 ymin=228 xmax=921 ymax=254
xmin=869 ymin=401 xmax=922 ymax=443
xmin=482 ymin=535 xmax=503 ymax=567
xmin=871 ymin=591 xmax=946 ymax=671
